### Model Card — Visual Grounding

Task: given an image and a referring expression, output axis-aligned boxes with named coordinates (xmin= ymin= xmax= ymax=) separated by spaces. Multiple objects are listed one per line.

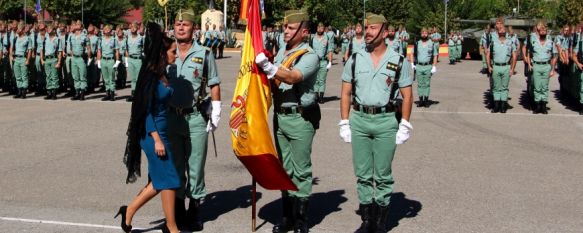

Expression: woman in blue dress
xmin=116 ymin=23 xmax=179 ymax=233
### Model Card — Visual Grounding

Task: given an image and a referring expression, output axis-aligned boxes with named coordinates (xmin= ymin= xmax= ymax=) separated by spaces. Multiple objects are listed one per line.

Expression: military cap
xmin=318 ymin=22 xmax=325 ymax=27
xmin=283 ymin=10 xmax=308 ymax=24
xmin=364 ymin=13 xmax=387 ymax=26
xmin=387 ymin=25 xmax=395 ymax=31
xmin=175 ymin=8 xmax=196 ymax=23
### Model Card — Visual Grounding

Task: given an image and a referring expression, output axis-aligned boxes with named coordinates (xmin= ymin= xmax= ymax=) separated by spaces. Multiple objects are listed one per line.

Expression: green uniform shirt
xmin=349 ymin=37 xmax=365 ymax=55
xmin=532 ymin=37 xmax=557 ymax=62
xmin=431 ymin=32 xmax=441 ymax=41
xmin=116 ymin=36 xmax=127 ymax=56
xmin=311 ymin=34 xmax=332 ymax=60
xmin=35 ymin=33 xmax=46 ymax=54
xmin=414 ymin=40 xmax=436 ymax=64
xmin=99 ymin=36 xmax=118 ymax=58
xmin=491 ymin=37 xmax=516 ymax=64
xmin=43 ymin=36 xmax=63 ymax=57
xmin=342 ymin=48 xmax=412 ymax=106
xmin=573 ymin=35 xmax=582 ymax=55
xmin=0 ymin=32 xmax=7 ymax=54
xmin=400 ymin=31 xmax=410 ymax=41
xmin=14 ymin=35 xmax=31 ymax=56
xmin=88 ymin=35 xmax=100 ymax=57
xmin=68 ymin=34 xmax=88 ymax=56
xmin=126 ymin=35 xmax=143 ymax=57
xmin=204 ymin=31 xmax=212 ymax=40
xmin=274 ymin=42 xmax=319 ymax=107
xmin=169 ymin=42 xmax=220 ymax=108
xmin=385 ymin=38 xmax=403 ymax=54
xmin=448 ymin=36 xmax=456 ymax=46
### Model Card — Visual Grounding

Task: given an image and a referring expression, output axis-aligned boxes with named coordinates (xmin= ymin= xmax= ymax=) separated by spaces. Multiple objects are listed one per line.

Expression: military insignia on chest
xmin=386 ymin=62 xmax=399 ymax=72
xmin=193 ymin=68 xmax=200 ymax=78
xmin=191 ymin=57 xmax=203 ymax=64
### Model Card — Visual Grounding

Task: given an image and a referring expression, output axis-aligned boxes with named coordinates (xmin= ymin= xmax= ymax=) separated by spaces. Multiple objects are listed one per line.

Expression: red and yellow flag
xmin=230 ymin=0 xmax=297 ymax=191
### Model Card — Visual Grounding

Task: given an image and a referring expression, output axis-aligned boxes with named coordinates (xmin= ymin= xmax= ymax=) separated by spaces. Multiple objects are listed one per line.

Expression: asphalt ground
xmin=1 ymin=51 xmax=583 ymax=233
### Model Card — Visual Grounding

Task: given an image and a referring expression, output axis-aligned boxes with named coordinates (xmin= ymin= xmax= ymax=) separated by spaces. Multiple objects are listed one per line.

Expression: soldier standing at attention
xmin=311 ymin=22 xmax=333 ymax=104
xmin=125 ymin=22 xmax=144 ymax=102
xmin=525 ymin=21 xmax=557 ymax=114
xmin=448 ymin=31 xmax=456 ymax=65
xmin=555 ymin=25 xmax=571 ymax=80
xmin=480 ymin=25 xmax=491 ymax=74
xmin=203 ymin=24 xmax=211 ymax=47
xmin=33 ymin=23 xmax=47 ymax=96
xmin=410 ymin=27 xmax=438 ymax=108
xmin=217 ymin=25 xmax=226 ymax=59
xmin=344 ymin=23 xmax=365 ymax=62
xmin=40 ymin=24 xmax=62 ymax=100
xmin=68 ymin=20 xmax=91 ymax=101
xmin=341 ymin=27 xmax=351 ymax=63
xmin=339 ymin=13 xmax=413 ymax=233
xmin=10 ymin=23 xmax=32 ymax=99
xmin=97 ymin=25 xmax=120 ymax=101
xmin=167 ymin=9 xmax=222 ymax=232
xmin=255 ymin=9 xmax=320 ymax=233
xmin=115 ymin=26 xmax=128 ymax=89
xmin=87 ymin=25 xmax=101 ymax=93
xmin=385 ymin=25 xmax=403 ymax=55
xmin=455 ymin=31 xmax=463 ymax=62
xmin=0 ymin=22 xmax=10 ymax=93
xmin=399 ymin=25 xmax=409 ymax=57
xmin=431 ymin=27 xmax=441 ymax=61
xmin=571 ymin=23 xmax=583 ymax=115
xmin=486 ymin=27 xmax=517 ymax=113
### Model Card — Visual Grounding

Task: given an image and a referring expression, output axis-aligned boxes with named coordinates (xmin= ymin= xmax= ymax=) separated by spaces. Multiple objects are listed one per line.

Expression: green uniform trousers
xmin=168 ymin=110 xmax=208 ymax=200
xmin=492 ymin=65 xmax=511 ymax=101
xmin=35 ymin=56 xmax=45 ymax=89
xmin=71 ymin=57 xmax=87 ymax=90
xmin=274 ymin=112 xmax=315 ymax=201
xmin=44 ymin=58 xmax=59 ymax=90
xmin=481 ymin=51 xmax=487 ymax=69
xmin=13 ymin=57 xmax=29 ymax=89
xmin=314 ymin=60 xmax=328 ymax=93
xmin=87 ymin=58 xmax=99 ymax=89
xmin=416 ymin=64 xmax=432 ymax=98
xmin=1 ymin=57 xmax=11 ymax=89
xmin=456 ymin=45 xmax=462 ymax=59
xmin=101 ymin=60 xmax=116 ymax=91
xmin=341 ymin=43 xmax=349 ymax=59
xmin=350 ymin=110 xmax=398 ymax=207
xmin=127 ymin=57 xmax=142 ymax=91
xmin=448 ymin=46 xmax=456 ymax=62
xmin=578 ymin=68 xmax=583 ymax=104
xmin=532 ymin=64 xmax=551 ymax=102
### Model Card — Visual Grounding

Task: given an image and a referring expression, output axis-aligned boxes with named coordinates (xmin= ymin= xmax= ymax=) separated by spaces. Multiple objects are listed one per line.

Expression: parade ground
xmin=1 ymin=52 xmax=582 ymax=233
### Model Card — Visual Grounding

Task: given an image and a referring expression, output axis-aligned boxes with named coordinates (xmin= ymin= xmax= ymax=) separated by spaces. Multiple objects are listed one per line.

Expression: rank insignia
xmin=191 ymin=57 xmax=203 ymax=64
xmin=386 ymin=62 xmax=399 ymax=71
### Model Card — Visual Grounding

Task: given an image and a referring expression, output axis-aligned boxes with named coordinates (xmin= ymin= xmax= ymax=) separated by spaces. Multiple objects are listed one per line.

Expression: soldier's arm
xmin=572 ymin=47 xmax=582 ymax=68
xmin=485 ymin=50 xmax=492 ymax=71
xmin=26 ymin=47 xmax=31 ymax=64
xmin=210 ymin=85 xmax=220 ymax=101
xmin=115 ymin=49 xmax=119 ymax=61
xmin=274 ymin=67 xmax=305 ymax=84
xmin=97 ymin=48 xmax=102 ymax=60
xmin=40 ymin=49 xmax=45 ymax=64
xmin=511 ymin=51 xmax=517 ymax=75
xmin=340 ymin=81 xmax=352 ymax=120
xmin=399 ymin=86 xmax=413 ymax=121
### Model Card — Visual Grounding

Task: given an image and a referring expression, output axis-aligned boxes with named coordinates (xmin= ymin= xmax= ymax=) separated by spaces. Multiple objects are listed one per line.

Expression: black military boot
xmin=126 ymin=91 xmax=134 ymax=102
xmin=174 ymin=197 xmax=187 ymax=230
xmin=273 ymin=196 xmax=295 ymax=233
xmin=186 ymin=198 xmax=203 ymax=231
xmin=79 ymin=90 xmax=86 ymax=101
xmin=424 ymin=96 xmax=430 ymax=108
xmin=110 ymin=91 xmax=115 ymax=101
xmin=293 ymin=199 xmax=309 ymax=233
xmin=491 ymin=101 xmax=499 ymax=113
xmin=71 ymin=89 xmax=80 ymax=100
xmin=319 ymin=93 xmax=325 ymax=104
xmin=13 ymin=88 xmax=21 ymax=98
xmin=541 ymin=102 xmax=548 ymax=114
xmin=500 ymin=101 xmax=507 ymax=113
xmin=101 ymin=91 xmax=111 ymax=101
xmin=44 ymin=90 xmax=53 ymax=100
xmin=417 ymin=97 xmax=423 ymax=107
xmin=355 ymin=204 xmax=375 ymax=233
xmin=20 ymin=88 xmax=27 ymax=99
xmin=374 ymin=203 xmax=389 ymax=233
xmin=52 ymin=90 xmax=58 ymax=100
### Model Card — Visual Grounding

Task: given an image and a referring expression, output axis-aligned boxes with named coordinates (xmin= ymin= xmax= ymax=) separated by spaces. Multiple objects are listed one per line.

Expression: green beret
xmin=283 ymin=10 xmax=308 ymax=24
xmin=175 ymin=8 xmax=196 ymax=23
xmin=365 ymin=13 xmax=387 ymax=26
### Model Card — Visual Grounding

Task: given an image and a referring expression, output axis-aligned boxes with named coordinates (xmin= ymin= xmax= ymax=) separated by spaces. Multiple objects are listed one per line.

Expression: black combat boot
xmin=52 ymin=90 xmax=58 ymax=100
xmin=110 ymin=91 xmax=115 ymax=101
xmin=126 ymin=91 xmax=134 ymax=102
xmin=186 ymin=198 xmax=203 ymax=231
xmin=71 ymin=89 xmax=80 ymax=100
xmin=424 ymin=96 xmax=430 ymax=108
xmin=417 ymin=97 xmax=423 ymax=107
xmin=491 ymin=101 xmax=499 ymax=113
xmin=174 ymin=197 xmax=187 ymax=230
xmin=319 ymin=93 xmax=325 ymax=104
xmin=20 ymin=88 xmax=27 ymax=99
xmin=374 ymin=203 xmax=389 ymax=233
xmin=355 ymin=204 xmax=375 ymax=233
xmin=13 ymin=88 xmax=21 ymax=98
xmin=101 ymin=91 xmax=111 ymax=101
xmin=541 ymin=101 xmax=548 ymax=114
xmin=44 ymin=90 xmax=53 ymax=100
xmin=293 ymin=199 xmax=309 ymax=233
xmin=500 ymin=101 xmax=507 ymax=113
xmin=79 ymin=90 xmax=85 ymax=101
xmin=273 ymin=196 xmax=295 ymax=233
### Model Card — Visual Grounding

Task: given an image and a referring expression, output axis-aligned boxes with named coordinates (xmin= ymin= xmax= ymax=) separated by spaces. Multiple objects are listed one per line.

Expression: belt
xmin=353 ymin=103 xmax=396 ymax=115
xmin=36 ymin=52 xmax=42 ymax=55
xmin=45 ymin=55 xmax=57 ymax=59
xmin=417 ymin=62 xmax=431 ymax=66
xmin=102 ymin=57 xmax=114 ymax=60
xmin=533 ymin=61 xmax=550 ymax=65
xmin=170 ymin=106 xmax=195 ymax=115
xmin=129 ymin=55 xmax=142 ymax=59
xmin=494 ymin=62 xmax=510 ymax=66
xmin=276 ymin=106 xmax=303 ymax=115
xmin=73 ymin=55 xmax=83 ymax=57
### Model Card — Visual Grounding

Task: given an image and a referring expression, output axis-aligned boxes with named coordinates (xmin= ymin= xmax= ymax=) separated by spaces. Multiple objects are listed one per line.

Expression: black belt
xmin=276 ymin=106 xmax=303 ymax=115
xmin=353 ymin=103 xmax=396 ymax=114
xmin=417 ymin=62 xmax=431 ymax=66
xmin=129 ymin=55 xmax=142 ymax=59
xmin=533 ymin=61 xmax=550 ymax=65
xmin=36 ymin=52 xmax=41 ymax=55
xmin=72 ymin=55 xmax=83 ymax=57
xmin=494 ymin=62 xmax=510 ymax=66
xmin=45 ymin=55 xmax=57 ymax=59
xmin=14 ymin=55 xmax=25 ymax=58
xmin=102 ymin=57 xmax=114 ymax=60
xmin=170 ymin=106 xmax=195 ymax=115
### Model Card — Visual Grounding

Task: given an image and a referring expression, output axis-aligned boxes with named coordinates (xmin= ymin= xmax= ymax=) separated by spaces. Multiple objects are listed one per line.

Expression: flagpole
xmin=444 ymin=0 xmax=447 ymax=40
xmin=251 ymin=179 xmax=257 ymax=232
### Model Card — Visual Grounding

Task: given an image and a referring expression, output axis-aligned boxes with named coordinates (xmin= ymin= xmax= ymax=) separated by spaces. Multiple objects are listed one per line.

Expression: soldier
xmin=254 ymin=9 xmax=320 ymax=233
xmin=33 ymin=23 xmax=47 ymax=96
xmin=385 ymin=25 xmax=403 ymax=55
xmin=311 ymin=22 xmax=333 ymax=104
xmin=480 ymin=25 xmax=491 ymax=74
xmin=555 ymin=25 xmax=571 ymax=80
xmin=67 ymin=20 xmax=91 ymax=101
xmin=486 ymin=27 xmax=517 ymax=113
xmin=431 ymin=27 xmax=441 ymax=61
xmin=455 ymin=31 xmax=463 ymax=62
xmin=508 ymin=26 xmax=519 ymax=74
xmin=326 ymin=25 xmax=336 ymax=55
xmin=448 ymin=31 xmax=457 ymax=65
xmin=341 ymin=27 xmax=351 ymax=63
xmin=10 ymin=23 xmax=32 ymax=99
xmin=525 ymin=21 xmax=557 ymax=114
xmin=125 ymin=22 xmax=144 ymax=102
xmin=339 ymin=13 xmax=413 ymax=233
xmin=87 ymin=24 xmax=101 ymax=93
xmin=398 ymin=25 xmax=409 ymax=57
xmin=0 ymin=21 xmax=9 ymax=93
xmin=217 ymin=25 xmax=226 ymax=59
xmin=203 ymin=24 xmax=212 ymax=47
xmin=115 ymin=26 xmax=128 ymax=89
xmin=97 ymin=25 xmax=120 ymax=101
xmin=167 ymin=9 xmax=222 ymax=231
xmin=410 ymin=27 xmax=438 ymax=108
xmin=571 ymin=24 xmax=583 ymax=115
xmin=58 ymin=22 xmax=73 ymax=96
xmin=344 ymin=23 xmax=365 ymax=63
xmin=41 ymin=24 xmax=63 ymax=100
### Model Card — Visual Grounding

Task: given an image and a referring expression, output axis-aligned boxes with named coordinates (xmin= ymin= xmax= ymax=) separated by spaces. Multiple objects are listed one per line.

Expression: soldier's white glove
xmin=206 ymin=101 xmax=221 ymax=132
xmin=97 ymin=60 xmax=101 ymax=69
xmin=338 ymin=120 xmax=351 ymax=143
xmin=124 ymin=57 xmax=129 ymax=67
xmin=411 ymin=64 xmax=416 ymax=70
xmin=431 ymin=65 xmax=437 ymax=74
xmin=255 ymin=52 xmax=278 ymax=79
xmin=113 ymin=60 xmax=120 ymax=68
xmin=395 ymin=119 xmax=413 ymax=145
xmin=87 ymin=58 xmax=92 ymax=66
xmin=326 ymin=61 xmax=332 ymax=70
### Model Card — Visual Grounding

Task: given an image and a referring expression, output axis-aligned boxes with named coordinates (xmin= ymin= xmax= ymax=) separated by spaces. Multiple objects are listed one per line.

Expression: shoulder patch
xmin=191 ymin=57 xmax=204 ymax=64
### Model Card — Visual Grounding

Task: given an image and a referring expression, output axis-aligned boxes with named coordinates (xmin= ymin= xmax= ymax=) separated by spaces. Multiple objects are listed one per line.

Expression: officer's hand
xmin=326 ymin=62 xmax=332 ymax=70
xmin=578 ymin=63 xmax=583 ymax=70
xmin=113 ymin=60 xmax=120 ymax=68
xmin=210 ymin=101 xmax=221 ymax=128
xmin=395 ymin=119 xmax=413 ymax=145
xmin=154 ymin=140 xmax=166 ymax=157
xmin=97 ymin=60 xmax=101 ymax=69
xmin=510 ymin=69 xmax=514 ymax=77
xmin=87 ymin=58 xmax=92 ymax=66
xmin=255 ymin=52 xmax=278 ymax=79
xmin=25 ymin=60 xmax=29 ymax=65
xmin=411 ymin=64 xmax=416 ymax=70
xmin=338 ymin=120 xmax=351 ymax=143
xmin=488 ymin=67 xmax=493 ymax=74
xmin=40 ymin=60 xmax=45 ymax=65
xmin=549 ymin=70 xmax=555 ymax=77
xmin=431 ymin=66 xmax=437 ymax=74
xmin=528 ymin=64 xmax=533 ymax=71
xmin=55 ymin=62 xmax=61 ymax=69
xmin=124 ymin=57 xmax=129 ymax=67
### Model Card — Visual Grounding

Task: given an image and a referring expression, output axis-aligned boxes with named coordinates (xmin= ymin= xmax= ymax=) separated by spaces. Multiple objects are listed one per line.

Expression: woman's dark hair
xmin=123 ymin=22 xmax=173 ymax=183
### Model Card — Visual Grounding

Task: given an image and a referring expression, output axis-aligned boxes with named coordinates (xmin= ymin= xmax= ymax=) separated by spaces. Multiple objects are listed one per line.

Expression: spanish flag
xmin=230 ymin=0 xmax=297 ymax=191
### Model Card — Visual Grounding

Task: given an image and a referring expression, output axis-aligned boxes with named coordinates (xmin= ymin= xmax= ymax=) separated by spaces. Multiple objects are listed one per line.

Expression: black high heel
xmin=114 ymin=206 xmax=132 ymax=233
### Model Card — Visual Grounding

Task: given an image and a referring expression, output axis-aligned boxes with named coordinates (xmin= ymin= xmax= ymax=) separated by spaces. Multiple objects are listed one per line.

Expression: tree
xmin=557 ymin=0 xmax=583 ymax=26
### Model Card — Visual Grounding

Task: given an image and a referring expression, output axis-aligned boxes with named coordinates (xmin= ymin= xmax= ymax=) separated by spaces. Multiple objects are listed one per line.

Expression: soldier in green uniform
xmin=385 ymin=25 xmax=403 ymax=55
xmin=0 ymin=21 xmax=9 ymax=92
xmin=431 ymin=27 xmax=442 ymax=61
xmin=167 ymin=9 xmax=222 ymax=232
xmin=311 ymin=22 xmax=333 ymax=104
xmin=115 ymin=26 xmax=127 ymax=89
xmin=255 ymin=9 xmax=319 ymax=233
xmin=87 ymin=25 xmax=101 ymax=93
xmin=456 ymin=31 xmax=463 ymax=62
xmin=125 ymin=22 xmax=144 ymax=102
xmin=67 ymin=20 xmax=91 ymax=101
xmin=398 ymin=25 xmax=409 ymax=57
xmin=480 ymin=26 xmax=491 ymax=74
xmin=486 ymin=27 xmax=517 ymax=113
xmin=339 ymin=13 xmax=413 ymax=233
xmin=40 ymin=24 xmax=62 ymax=100
xmin=410 ymin=27 xmax=438 ymax=108
xmin=448 ymin=31 xmax=456 ymax=64
xmin=525 ymin=21 xmax=557 ymax=114
xmin=33 ymin=23 xmax=47 ymax=96
xmin=10 ymin=23 xmax=32 ymax=99
xmin=571 ymin=24 xmax=583 ymax=115
xmin=326 ymin=25 xmax=336 ymax=55
xmin=344 ymin=23 xmax=365 ymax=63
xmin=341 ymin=27 xmax=351 ymax=63
xmin=97 ymin=25 xmax=120 ymax=101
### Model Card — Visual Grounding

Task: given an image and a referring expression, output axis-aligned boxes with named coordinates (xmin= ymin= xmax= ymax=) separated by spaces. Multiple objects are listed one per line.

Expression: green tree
xmin=557 ymin=0 xmax=583 ymax=26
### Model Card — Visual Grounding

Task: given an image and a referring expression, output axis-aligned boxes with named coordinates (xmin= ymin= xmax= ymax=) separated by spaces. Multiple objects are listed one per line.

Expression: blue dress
xmin=140 ymin=79 xmax=181 ymax=190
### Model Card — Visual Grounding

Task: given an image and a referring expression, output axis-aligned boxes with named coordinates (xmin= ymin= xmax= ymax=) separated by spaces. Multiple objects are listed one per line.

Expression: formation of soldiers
xmin=0 ymin=20 xmax=145 ymax=101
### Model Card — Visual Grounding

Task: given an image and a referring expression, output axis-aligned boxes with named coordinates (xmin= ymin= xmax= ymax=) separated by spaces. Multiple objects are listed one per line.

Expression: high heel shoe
xmin=114 ymin=206 xmax=132 ymax=233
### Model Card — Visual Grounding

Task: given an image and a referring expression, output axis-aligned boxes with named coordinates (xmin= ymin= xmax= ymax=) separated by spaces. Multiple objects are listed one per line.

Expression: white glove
xmin=395 ymin=119 xmax=413 ymax=145
xmin=326 ymin=62 xmax=332 ymax=70
xmin=124 ymin=57 xmax=129 ymax=67
xmin=97 ymin=60 xmax=101 ymax=69
xmin=206 ymin=121 xmax=216 ymax=132
xmin=113 ymin=60 xmax=120 ymax=68
xmin=255 ymin=53 xmax=278 ymax=79
xmin=87 ymin=58 xmax=92 ymax=66
xmin=411 ymin=63 xmax=416 ymax=70
xmin=210 ymin=101 xmax=221 ymax=128
xmin=338 ymin=120 xmax=351 ymax=143
xmin=431 ymin=66 xmax=437 ymax=74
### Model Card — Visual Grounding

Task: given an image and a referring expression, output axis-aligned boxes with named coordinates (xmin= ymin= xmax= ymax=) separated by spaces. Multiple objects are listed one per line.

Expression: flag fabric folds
xmin=230 ymin=0 xmax=298 ymax=191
